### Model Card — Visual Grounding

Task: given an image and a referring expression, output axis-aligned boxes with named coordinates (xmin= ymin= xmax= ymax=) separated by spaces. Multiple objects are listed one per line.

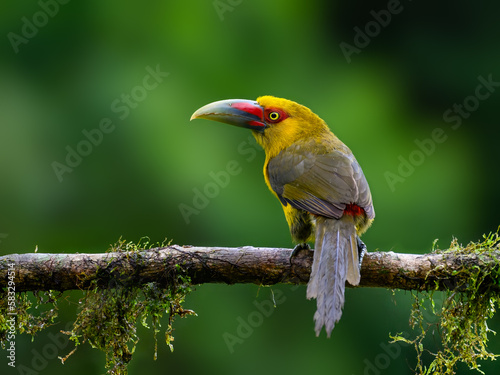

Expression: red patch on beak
xmin=231 ymin=102 xmax=264 ymax=119
xmin=248 ymin=120 xmax=266 ymax=128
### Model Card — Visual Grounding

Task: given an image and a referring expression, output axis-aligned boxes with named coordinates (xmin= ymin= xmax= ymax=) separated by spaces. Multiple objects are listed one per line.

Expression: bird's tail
xmin=306 ymin=215 xmax=360 ymax=337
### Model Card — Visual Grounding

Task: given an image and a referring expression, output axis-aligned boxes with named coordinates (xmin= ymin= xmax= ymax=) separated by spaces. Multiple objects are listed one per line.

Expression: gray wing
xmin=267 ymin=140 xmax=374 ymax=220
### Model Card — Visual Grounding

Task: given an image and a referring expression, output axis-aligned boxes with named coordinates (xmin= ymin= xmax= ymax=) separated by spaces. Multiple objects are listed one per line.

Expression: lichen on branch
xmin=1 ymin=238 xmax=195 ymax=375
xmin=391 ymin=229 xmax=500 ymax=375
xmin=1 ymin=230 xmax=500 ymax=375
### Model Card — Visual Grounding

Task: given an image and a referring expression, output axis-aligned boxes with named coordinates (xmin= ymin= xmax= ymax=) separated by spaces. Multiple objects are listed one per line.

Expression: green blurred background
xmin=1 ymin=0 xmax=499 ymax=374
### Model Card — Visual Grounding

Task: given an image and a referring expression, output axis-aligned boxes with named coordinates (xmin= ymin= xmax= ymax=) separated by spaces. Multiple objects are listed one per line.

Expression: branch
xmin=1 ymin=245 xmax=499 ymax=292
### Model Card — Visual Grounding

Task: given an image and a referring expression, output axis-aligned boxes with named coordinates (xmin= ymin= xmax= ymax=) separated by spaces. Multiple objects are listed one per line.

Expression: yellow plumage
xmin=191 ymin=95 xmax=374 ymax=337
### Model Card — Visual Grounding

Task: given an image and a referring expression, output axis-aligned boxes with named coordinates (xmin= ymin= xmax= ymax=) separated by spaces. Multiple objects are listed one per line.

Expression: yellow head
xmin=254 ymin=96 xmax=330 ymax=158
xmin=191 ymin=95 xmax=331 ymax=159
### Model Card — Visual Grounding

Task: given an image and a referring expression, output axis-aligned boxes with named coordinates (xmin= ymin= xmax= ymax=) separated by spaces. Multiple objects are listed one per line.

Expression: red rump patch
xmin=231 ymin=102 xmax=264 ymax=119
xmin=344 ymin=203 xmax=364 ymax=216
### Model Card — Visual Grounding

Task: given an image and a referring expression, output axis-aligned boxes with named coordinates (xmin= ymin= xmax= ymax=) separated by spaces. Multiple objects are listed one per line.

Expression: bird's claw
xmin=356 ymin=236 xmax=367 ymax=269
xmin=290 ymin=243 xmax=310 ymax=264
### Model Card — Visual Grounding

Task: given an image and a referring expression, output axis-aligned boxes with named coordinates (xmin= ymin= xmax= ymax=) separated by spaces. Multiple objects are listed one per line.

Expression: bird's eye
xmin=268 ymin=111 xmax=280 ymax=121
xmin=264 ymin=108 xmax=288 ymax=124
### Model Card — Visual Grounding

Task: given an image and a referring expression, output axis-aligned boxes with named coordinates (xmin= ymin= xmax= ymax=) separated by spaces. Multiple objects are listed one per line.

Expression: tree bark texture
xmin=0 ymin=246 xmax=498 ymax=292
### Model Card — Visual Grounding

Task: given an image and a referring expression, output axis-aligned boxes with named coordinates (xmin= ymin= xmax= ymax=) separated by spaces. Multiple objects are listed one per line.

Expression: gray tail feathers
xmin=306 ymin=215 xmax=359 ymax=337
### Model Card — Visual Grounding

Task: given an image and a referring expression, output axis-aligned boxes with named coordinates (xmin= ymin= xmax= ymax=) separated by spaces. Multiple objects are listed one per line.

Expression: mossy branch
xmin=1 ymin=245 xmax=500 ymax=292
xmin=1 ymin=232 xmax=499 ymax=375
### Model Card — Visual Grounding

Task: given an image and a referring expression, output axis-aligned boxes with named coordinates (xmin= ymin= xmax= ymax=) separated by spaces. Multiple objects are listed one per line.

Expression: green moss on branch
xmin=391 ymin=229 xmax=500 ymax=374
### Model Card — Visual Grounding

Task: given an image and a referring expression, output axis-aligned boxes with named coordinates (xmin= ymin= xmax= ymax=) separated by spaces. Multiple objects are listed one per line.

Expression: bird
xmin=190 ymin=96 xmax=374 ymax=337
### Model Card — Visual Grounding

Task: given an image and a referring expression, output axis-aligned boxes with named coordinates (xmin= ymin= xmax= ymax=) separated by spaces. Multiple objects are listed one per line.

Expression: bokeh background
xmin=1 ymin=1 xmax=500 ymax=374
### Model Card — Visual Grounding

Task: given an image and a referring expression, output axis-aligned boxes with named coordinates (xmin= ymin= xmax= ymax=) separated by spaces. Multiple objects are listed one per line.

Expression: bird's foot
xmin=356 ymin=236 xmax=367 ymax=269
xmin=290 ymin=243 xmax=310 ymax=264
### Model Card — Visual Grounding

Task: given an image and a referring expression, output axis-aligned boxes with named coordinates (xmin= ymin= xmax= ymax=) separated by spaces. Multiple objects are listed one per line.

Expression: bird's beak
xmin=190 ymin=99 xmax=266 ymax=132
